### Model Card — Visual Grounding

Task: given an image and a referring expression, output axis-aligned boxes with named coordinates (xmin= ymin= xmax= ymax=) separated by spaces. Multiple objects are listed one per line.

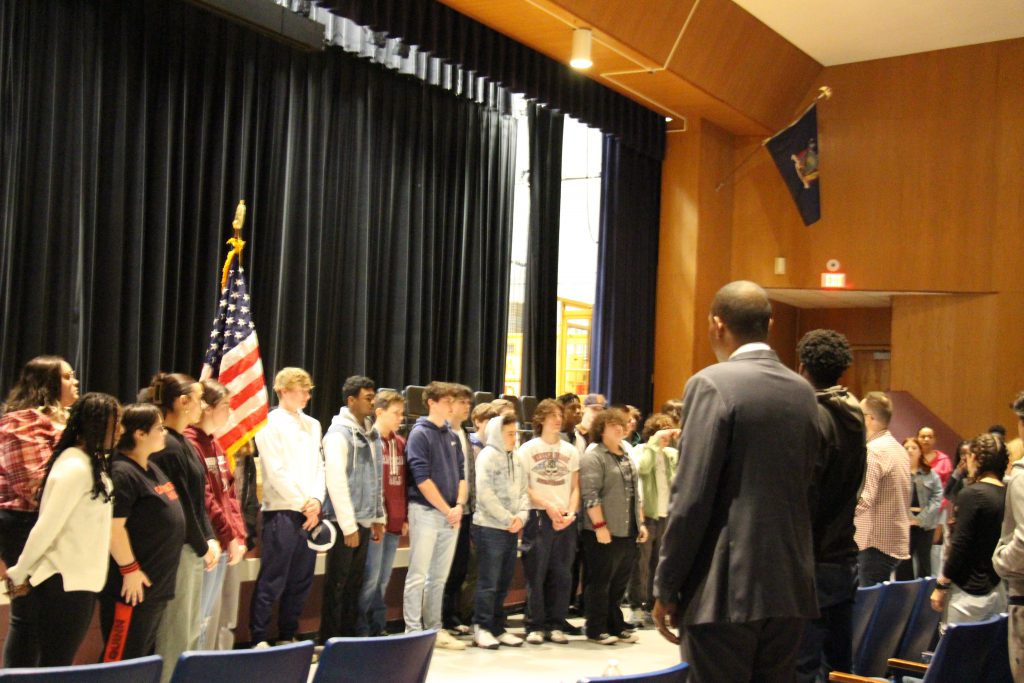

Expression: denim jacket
xmin=322 ymin=408 xmax=384 ymax=534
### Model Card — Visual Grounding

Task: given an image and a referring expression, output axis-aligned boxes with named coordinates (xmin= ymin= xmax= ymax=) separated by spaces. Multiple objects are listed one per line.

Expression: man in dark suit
xmin=653 ymin=280 xmax=821 ymax=683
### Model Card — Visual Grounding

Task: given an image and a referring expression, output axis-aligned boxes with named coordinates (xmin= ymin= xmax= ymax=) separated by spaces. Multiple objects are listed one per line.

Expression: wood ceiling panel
xmin=669 ymin=0 xmax=822 ymax=129
xmin=549 ymin=0 xmax=699 ymax=66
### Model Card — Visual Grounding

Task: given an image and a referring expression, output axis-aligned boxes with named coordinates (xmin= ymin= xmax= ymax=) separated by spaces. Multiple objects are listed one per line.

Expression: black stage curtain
xmin=316 ymin=0 xmax=665 ymax=161
xmin=0 ymin=0 xmax=516 ymax=425
xmin=590 ymin=135 xmax=662 ymax=416
xmin=521 ymin=102 xmax=564 ymax=400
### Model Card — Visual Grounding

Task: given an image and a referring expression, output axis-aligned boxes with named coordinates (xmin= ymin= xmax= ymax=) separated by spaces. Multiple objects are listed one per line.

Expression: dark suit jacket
xmin=654 ymin=349 xmax=821 ymax=625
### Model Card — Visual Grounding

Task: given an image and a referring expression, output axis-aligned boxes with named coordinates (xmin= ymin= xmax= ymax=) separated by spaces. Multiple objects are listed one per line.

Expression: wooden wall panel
xmin=768 ymin=300 xmax=799 ymax=370
xmin=732 ymin=39 xmax=1024 ymax=294
xmin=796 ymin=308 xmax=891 ymax=348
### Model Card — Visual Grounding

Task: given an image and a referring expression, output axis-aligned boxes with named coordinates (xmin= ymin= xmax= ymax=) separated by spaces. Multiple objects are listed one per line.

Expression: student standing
xmin=101 ymin=404 xmax=186 ymax=662
xmin=320 ymin=376 xmax=384 ymax=639
xmin=250 ymin=368 xmax=325 ymax=648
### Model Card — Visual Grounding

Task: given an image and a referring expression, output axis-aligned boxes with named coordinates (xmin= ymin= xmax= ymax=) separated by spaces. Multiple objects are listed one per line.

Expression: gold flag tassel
xmin=220 ymin=200 xmax=247 ymax=291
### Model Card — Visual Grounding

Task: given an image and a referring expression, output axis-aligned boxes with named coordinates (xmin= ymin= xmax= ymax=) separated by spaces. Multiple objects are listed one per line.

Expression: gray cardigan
xmin=580 ymin=443 xmax=643 ymax=538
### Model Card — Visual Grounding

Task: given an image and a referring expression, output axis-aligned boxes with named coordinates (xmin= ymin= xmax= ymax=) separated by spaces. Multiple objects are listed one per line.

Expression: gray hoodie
xmin=993 ymin=458 xmax=1024 ymax=597
xmin=473 ymin=416 xmax=529 ymax=530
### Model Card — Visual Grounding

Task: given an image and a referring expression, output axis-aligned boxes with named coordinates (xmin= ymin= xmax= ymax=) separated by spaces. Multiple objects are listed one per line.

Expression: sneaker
xmin=526 ymin=630 xmax=544 ymax=645
xmin=253 ymin=641 xmax=271 ymax=649
xmin=546 ymin=629 xmax=569 ymax=644
xmin=628 ymin=609 xmax=646 ymax=626
xmin=472 ymin=628 xmax=500 ymax=650
xmin=436 ymin=630 xmax=468 ymax=650
xmin=616 ymin=631 xmax=640 ymax=644
xmin=497 ymin=632 xmax=524 ymax=647
xmin=447 ymin=624 xmax=471 ymax=636
xmin=587 ymin=633 xmax=619 ymax=645
xmin=643 ymin=611 xmax=655 ymax=627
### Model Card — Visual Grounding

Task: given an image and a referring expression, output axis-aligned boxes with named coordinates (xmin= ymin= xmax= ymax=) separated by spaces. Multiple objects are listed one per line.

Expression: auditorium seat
xmin=311 ymin=630 xmax=436 ymax=683
xmin=499 ymin=394 xmax=524 ymax=421
xmin=829 ymin=613 xmax=1004 ymax=683
xmin=473 ymin=391 xmax=495 ymax=406
xmin=894 ymin=577 xmax=939 ymax=663
xmin=404 ymin=386 xmax=427 ymax=417
xmin=521 ymin=395 xmax=538 ymax=422
xmin=169 ymin=640 xmax=313 ymax=683
xmin=850 ymin=583 xmax=884 ymax=661
xmin=577 ymin=661 xmax=689 ymax=683
xmin=978 ymin=614 xmax=1014 ymax=683
xmin=851 ymin=578 xmax=921 ymax=676
xmin=0 ymin=655 xmax=162 ymax=683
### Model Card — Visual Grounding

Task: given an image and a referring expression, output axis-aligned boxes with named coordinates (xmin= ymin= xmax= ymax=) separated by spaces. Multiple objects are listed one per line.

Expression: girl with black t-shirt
xmin=144 ymin=374 xmax=220 ymax=682
xmin=100 ymin=404 xmax=186 ymax=661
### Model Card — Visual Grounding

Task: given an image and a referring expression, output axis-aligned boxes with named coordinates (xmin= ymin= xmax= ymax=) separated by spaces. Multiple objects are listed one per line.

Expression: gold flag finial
xmin=221 ymin=200 xmax=248 ymax=291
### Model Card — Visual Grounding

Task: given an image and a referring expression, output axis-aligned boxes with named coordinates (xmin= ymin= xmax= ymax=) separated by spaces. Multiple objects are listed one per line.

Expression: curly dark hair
xmin=38 ymin=393 xmax=119 ymax=505
xmin=797 ymin=329 xmax=853 ymax=388
xmin=591 ymin=407 xmax=629 ymax=444
xmin=971 ymin=433 xmax=1009 ymax=479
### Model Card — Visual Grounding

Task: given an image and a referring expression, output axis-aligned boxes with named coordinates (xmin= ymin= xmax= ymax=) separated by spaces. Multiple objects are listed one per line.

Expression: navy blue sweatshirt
xmin=406 ymin=417 xmax=465 ymax=508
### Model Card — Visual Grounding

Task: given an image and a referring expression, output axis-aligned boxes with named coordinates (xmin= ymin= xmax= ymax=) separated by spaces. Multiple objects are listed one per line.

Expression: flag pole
xmin=715 ymin=86 xmax=832 ymax=192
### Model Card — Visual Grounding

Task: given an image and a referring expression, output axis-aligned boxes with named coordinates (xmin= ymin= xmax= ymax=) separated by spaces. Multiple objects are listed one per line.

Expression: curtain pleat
xmin=590 ymin=135 xmax=662 ymax=415
xmin=0 ymin=0 xmax=516 ymax=425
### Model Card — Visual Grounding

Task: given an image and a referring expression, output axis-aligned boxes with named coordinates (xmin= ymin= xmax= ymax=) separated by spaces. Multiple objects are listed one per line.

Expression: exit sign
xmin=821 ymin=272 xmax=847 ymax=288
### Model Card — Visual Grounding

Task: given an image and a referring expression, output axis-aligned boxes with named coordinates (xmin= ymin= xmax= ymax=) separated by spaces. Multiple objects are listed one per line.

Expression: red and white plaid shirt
xmin=854 ymin=429 xmax=912 ymax=559
xmin=0 ymin=409 xmax=62 ymax=511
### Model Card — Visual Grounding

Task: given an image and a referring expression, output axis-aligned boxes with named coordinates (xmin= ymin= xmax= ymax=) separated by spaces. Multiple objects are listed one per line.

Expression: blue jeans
xmin=857 ymin=547 xmax=899 ymax=587
xmin=403 ymin=503 xmax=459 ymax=631
xmin=472 ymin=524 xmax=519 ymax=636
xmin=198 ymin=552 xmax=228 ymax=648
xmin=357 ymin=531 xmax=400 ymax=635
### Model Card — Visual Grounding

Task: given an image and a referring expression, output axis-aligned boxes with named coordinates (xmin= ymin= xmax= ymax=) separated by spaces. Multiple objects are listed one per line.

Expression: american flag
xmin=201 ymin=261 xmax=268 ymax=460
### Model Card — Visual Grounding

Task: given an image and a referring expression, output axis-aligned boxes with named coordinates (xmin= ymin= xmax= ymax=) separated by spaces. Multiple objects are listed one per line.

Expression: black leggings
xmin=5 ymin=574 xmax=96 ymax=667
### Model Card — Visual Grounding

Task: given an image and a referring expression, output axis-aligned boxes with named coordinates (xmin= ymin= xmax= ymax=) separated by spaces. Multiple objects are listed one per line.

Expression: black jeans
xmin=249 ymin=510 xmax=317 ymax=642
xmin=7 ymin=574 xmax=97 ymax=667
xmin=521 ymin=511 xmax=577 ymax=632
xmin=319 ymin=525 xmax=370 ymax=640
xmin=857 ymin=547 xmax=900 ymax=587
xmin=581 ymin=531 xmax=635 ymax=638
xmin=99 ymin=596 xmax=169 ymax=661
xmin=0 ymin=510 xmax=38 ymax=667
xmin=895 ymin=526 xmax=933 ymax=581
xmin=682 ymin=617 xmax=805 ymax=683
xmin=796 ymin=561 xmax=858 ymax=682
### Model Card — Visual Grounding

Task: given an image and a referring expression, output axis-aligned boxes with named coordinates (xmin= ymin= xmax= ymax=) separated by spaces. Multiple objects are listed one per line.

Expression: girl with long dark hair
xmin=2 ymin=392 xmax=118 ymax=667
xmin=0 ymin=355 xmax=79 ymax=666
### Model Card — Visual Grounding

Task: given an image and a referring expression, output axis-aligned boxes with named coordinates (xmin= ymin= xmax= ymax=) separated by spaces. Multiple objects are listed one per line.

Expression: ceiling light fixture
xmin=570 ymin=28 xmax=593 ymax=70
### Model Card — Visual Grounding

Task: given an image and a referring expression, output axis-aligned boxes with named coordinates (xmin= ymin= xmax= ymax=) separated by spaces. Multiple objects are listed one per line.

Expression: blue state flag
xmin=766 ymin=104 xmax=820 ymax=226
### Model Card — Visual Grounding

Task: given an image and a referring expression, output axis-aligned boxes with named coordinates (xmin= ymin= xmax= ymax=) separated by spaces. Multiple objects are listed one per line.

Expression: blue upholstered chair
xmin=850 ymin=582 xmax=885 ymax=660
xmin=311 ymin=629 xmax=437 ymax=683
xmin=169 ymin=640 xmax=313 ymax=683
xmin=852 ymin=578 xmax=922 ymax=676
xmin=577 ymin=662 xmax=689 ymax=683
xmin=0 ymin=655 xmax=162 ymax=683
xmin=894 ymin=577 xmax=939 ymax=663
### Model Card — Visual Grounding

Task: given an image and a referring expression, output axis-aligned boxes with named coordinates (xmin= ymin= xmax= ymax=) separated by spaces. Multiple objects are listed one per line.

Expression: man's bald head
xmin=711 ymin=281 xmax=773 ymax=344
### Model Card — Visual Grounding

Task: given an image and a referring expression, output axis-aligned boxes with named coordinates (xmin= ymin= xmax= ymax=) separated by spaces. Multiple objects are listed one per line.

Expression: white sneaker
xmin=629 ymin=609 xmax=646 ymax=625
xmin=473 ymin=628 xmax=500 ymax=650
xmin=435 ymin=629 xmax=468 ymax=650
xmin=525 ymin=630 xmax=544 ymax=644
xmin=496 ymin=632 xmax=524 ymax=647
xmin=587 ymin=633 xmax=619 ymax=645
xmin=546 ymin=629 xmax=569 ymax=644
xmin=253 ymin=641 xmax=271 ymax=649
xmin=616 ymin=630 xmax=640 ymax=644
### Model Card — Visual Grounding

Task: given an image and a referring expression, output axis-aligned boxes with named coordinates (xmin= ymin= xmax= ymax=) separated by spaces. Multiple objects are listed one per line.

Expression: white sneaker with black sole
xmin=473 ymin=628 xmax=500 ymax=650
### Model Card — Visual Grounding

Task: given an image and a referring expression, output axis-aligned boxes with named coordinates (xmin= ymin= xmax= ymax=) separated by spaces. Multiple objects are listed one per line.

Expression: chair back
xmin=404 ymin=385 xmax=428 ymax=417
xmin=977 ymin=614 xmax=1014 ymax=683
xmin=921 ymin=614 xmax=1002 ymax=683
xmin=311 ymin=630 xmax=437 ymax=683
xmin=521 ymin=395 xmax=538 ymax=422
xmin=473 ymin=391 xmax=495 ymax=406
xmin=850 ymin=582 xmax=884 ymax=658
xmin=895 ymin=576 xmax=939 ymax=662
xmin=499 ymin=394 xmax=524 ymax=422
xmin=169 ymin=640 xmax=313 ymax=683
xmin=0 ymin=655 xmax=162 ymax=683
xmin=577 ymin=661 xmax=689 ymax=683
xmin=853 ymin=579 xmax=922 ymax=675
